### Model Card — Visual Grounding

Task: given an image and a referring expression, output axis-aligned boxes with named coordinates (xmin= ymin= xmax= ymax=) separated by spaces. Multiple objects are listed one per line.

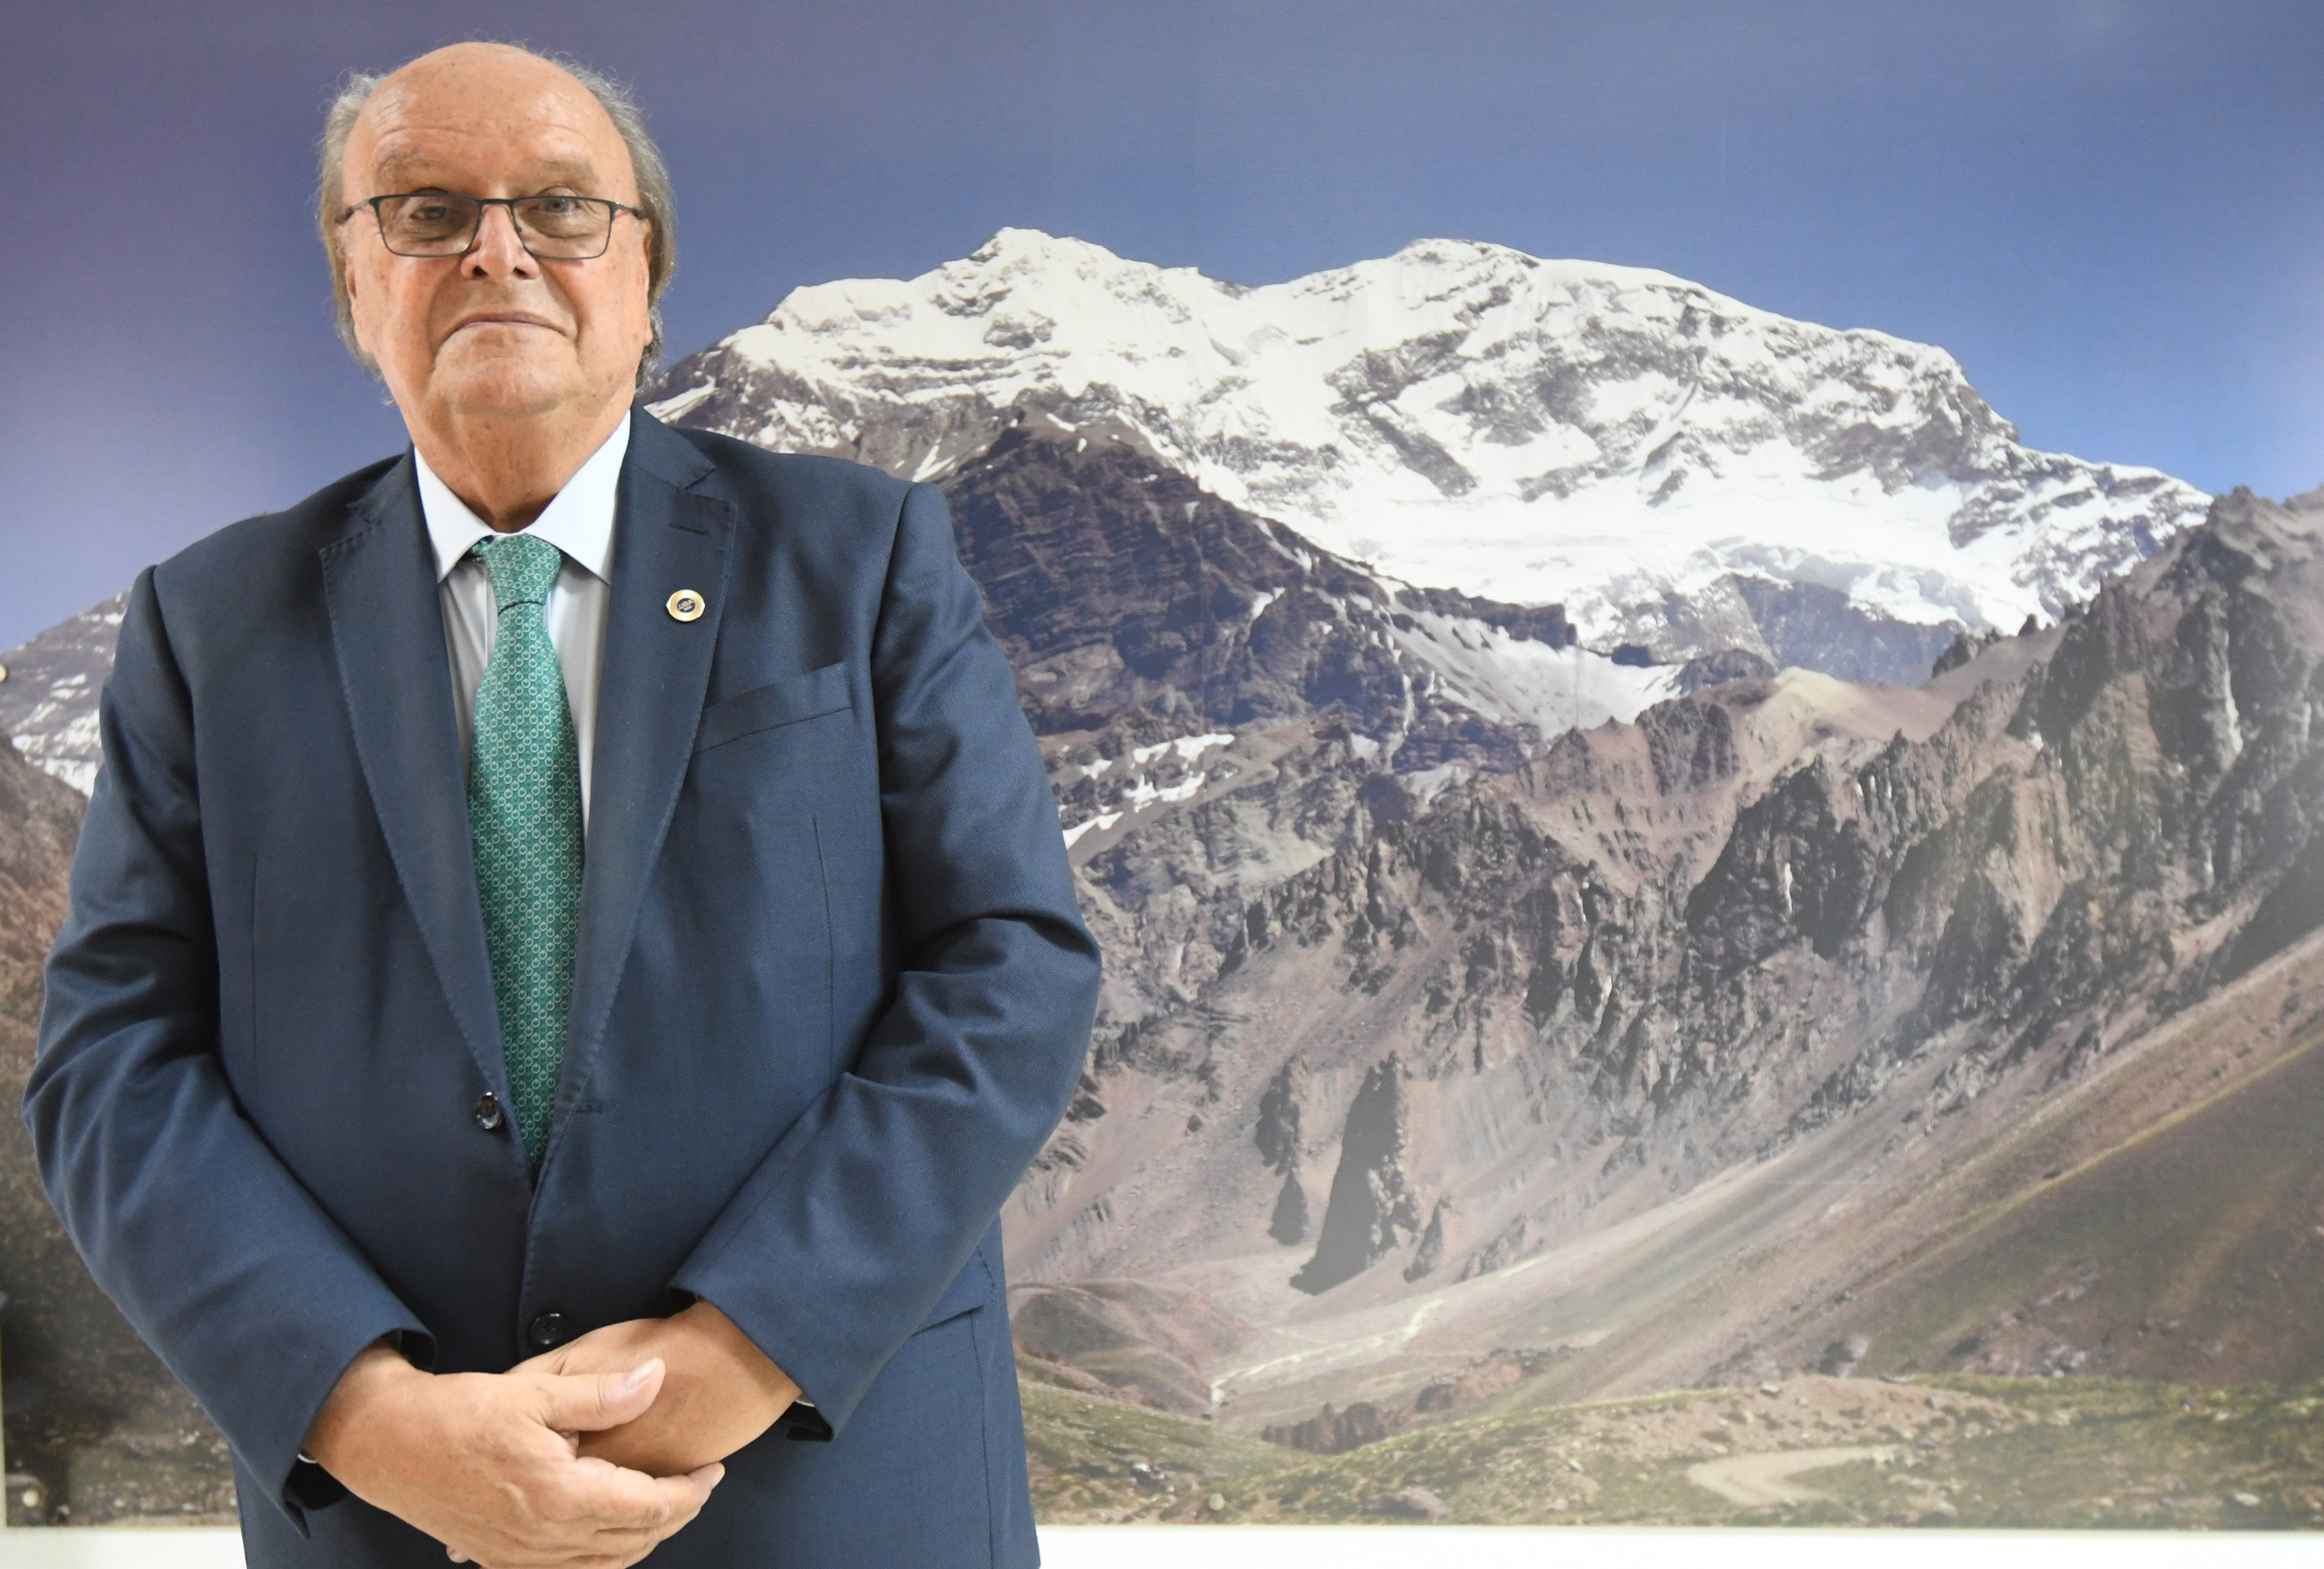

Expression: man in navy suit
xmin=21 ymin=40 xmax=1099 ymax=1568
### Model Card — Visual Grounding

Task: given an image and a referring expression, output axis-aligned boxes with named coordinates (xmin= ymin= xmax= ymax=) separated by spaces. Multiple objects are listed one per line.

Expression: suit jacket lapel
xmin=551 ymin=413 xmax=735 ymax=1154
xmin=321 ymin=454 xmax=510 ymax=1104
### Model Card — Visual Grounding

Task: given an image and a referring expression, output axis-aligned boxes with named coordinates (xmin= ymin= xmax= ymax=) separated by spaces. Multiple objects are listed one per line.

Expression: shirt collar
xmin=413 ymin=408 xmax=632 ymax=583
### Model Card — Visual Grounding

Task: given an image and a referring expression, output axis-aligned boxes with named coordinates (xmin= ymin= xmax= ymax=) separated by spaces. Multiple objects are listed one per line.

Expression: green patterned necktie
xmin=467 ymin=532 xmax=583 ymax=1173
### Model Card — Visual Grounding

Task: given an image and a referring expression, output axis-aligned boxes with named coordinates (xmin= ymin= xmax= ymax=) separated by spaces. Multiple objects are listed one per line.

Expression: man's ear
xmin=344 ymin=255 xmax=369 ymax=346
xmin=630 ymin=218 xmax=655 ymax=292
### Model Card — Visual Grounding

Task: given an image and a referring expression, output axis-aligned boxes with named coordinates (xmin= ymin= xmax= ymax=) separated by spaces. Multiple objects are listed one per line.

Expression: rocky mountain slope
xmin=648 ymin=228 xmax=2209 ymax=682
xmin=0 ymin=592 xmax=123 ymax=793
xmin=0 ymin=737 xmax=228 ymax=1522
xmin=947 ymin=415 xmax=1674 ymax=754
xmin=1000 ymin=482 xmax=2324 ymax=1438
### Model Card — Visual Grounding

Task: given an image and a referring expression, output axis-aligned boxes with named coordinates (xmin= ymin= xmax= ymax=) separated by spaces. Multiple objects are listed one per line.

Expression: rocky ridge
xmin=0 ymin=592 xmax=124 ymax=793
xmin=649 ymin=228 xmax=2210 ymax=680
xmin=1000 ymin=481 xmax=2324 ymax=1434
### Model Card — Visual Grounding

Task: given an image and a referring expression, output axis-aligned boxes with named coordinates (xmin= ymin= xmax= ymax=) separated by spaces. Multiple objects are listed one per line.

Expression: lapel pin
xmin=666 ymin=589 xmax=705 ymax=623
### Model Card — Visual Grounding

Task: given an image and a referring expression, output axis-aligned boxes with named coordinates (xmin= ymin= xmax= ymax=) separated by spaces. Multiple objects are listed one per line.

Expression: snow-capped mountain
xmin=648 ymin=228 xmax=2210 ymax=675
xmin=0 ymin=591 xmax=123 ymax=793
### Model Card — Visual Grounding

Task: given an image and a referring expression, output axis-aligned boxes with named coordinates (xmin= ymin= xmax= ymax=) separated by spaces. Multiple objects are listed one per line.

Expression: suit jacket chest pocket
xmin=687 ymin=657 xmax=865 ymax=893
xmin=694 ymin=661 xmax=853 ymax=753
xmin=677 ymin=661 xmax=860 ymax=1080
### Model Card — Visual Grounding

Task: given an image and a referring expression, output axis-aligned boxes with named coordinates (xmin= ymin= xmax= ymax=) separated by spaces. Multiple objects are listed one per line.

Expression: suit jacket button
xmin=529 ymin=1311 xmax=569 ymax=1348
xmin=473 ymin=1091 xmax=504 ymax=1130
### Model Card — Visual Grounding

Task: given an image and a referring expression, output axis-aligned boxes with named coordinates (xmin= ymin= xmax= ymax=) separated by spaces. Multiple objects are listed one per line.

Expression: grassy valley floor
xmin=1023 ymin=1370 xmax=2324 ymax=1528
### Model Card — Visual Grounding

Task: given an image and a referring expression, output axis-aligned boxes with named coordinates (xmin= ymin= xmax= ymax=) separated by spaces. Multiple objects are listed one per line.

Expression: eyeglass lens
xmin=374 ymin=195 xmax=614 ymax=257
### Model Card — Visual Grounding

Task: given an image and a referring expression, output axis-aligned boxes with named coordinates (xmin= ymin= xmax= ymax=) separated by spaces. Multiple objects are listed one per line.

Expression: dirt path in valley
xmin=1685 ymin=1445 xmax=1895 ymax=1506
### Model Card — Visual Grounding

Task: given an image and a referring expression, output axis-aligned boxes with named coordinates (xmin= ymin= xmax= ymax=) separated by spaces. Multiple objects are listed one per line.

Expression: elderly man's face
xmin=339 ymin=45 xmax=652 ymax=429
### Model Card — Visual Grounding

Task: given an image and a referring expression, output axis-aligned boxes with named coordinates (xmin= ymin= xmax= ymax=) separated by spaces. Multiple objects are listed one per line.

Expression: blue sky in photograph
xmin=2 ymin=0 xmax=2321 ymax=647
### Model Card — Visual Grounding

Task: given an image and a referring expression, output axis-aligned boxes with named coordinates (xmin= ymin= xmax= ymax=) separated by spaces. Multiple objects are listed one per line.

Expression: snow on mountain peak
xmin=650 ymin=228 xmax=2208 ymax=652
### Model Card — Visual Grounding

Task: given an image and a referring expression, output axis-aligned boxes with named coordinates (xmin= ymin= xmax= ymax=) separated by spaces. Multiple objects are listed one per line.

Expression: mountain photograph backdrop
xmin=5 ymin=231 xmax=2323 ymax=1529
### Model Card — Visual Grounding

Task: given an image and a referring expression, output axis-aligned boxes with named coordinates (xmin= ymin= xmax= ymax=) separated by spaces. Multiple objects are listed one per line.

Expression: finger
xmin=650 ymin=1461 xmax=726 ymax=1526
xmin=584 ymin=1516 xmax=664 ymax=1548
xmin=597 ymin=1460 xmax=723 ymax=1549
xmin=535 ymin=1359 xmax=665 ymax=1434
xmin=559 ymin=1456 xmax=699 ymax=1534
xmin=509 ymin=1344 xmax=567 ymax=1376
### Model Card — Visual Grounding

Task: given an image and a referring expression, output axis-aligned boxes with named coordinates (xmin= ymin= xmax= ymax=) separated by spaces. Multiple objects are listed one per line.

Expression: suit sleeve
xmin=21 ymin=567 xmax=439 ymax=1537
xmin=664 ymin=479 xmax=1101 ymax=1434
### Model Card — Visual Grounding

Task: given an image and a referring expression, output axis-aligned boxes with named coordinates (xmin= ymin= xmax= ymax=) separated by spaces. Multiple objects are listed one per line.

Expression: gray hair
xmin=316 ymin=46 xmax=677 ymax=386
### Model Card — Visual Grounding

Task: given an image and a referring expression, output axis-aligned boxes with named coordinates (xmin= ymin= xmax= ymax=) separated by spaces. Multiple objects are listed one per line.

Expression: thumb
xmin=537 ymin=1357 xmax=665 ymax=1434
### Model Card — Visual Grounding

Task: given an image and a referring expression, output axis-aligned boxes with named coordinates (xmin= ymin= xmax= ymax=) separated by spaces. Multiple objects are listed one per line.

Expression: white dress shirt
xmin=414 ymin=410 xmax=629 ymax=834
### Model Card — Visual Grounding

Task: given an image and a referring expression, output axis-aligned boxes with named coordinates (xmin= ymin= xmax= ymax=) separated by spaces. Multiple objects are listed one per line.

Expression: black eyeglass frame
xmin=337 ymin=192 xmax=646 ymax=260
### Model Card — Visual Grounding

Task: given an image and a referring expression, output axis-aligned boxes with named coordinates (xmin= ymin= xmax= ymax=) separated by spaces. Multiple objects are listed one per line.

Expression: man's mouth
xmin=449 ymin=313 xmax=561 ymax=336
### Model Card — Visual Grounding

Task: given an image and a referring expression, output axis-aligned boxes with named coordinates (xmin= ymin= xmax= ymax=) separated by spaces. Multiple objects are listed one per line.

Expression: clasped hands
xmin=302 ymin=1299 xmax=801 ymax=1568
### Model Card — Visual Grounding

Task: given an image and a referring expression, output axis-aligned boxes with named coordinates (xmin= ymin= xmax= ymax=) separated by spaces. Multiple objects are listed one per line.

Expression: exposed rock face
xmin=1726 ymin=577 xmax=1963 ymax=689
xmin=0 ymin=739 xmax=80 ymax=1021
xmin=1403 ymin=1196 xmax=1450 ymax=1281
xmin=1253 ymin=1058 xmax=1304 ymax=1174
xmin=1458 ymin=1216 xmax=1532 ymax=1283
xmin=1005 ymin=1278 xmax=1250 ymax=1415
xmin=1202 ymin=485 xmax=2324 ymax=1227
xmin=949 ymin=419 xmax=1597 ymax=754
xmin=0 ymin=737 xmax=226 ymax=1517
xmin=1818 ymin=1335 xmax=1873 ymax=1376
xmin=959 ymin=422 xmax=1684 ymax=1034
xmin=1293 ymin=1056 xmax=1422 ymax=1294
xmin=1264 ymin=1400 xmax=1396 ymax=1454
xmin=1260 ymin=1349 xmax=1546 ymax=1455
xmin=0 ymin=590 xmax=123 ymax=793
xmin=1932 ymin=627 xmax=2007 ymax=678
xmin=1002 ymin=481 xmax=2324 ymax=1429
xmin=1675 ymin=647 xmax=1776 ymax=693
xmin=1268 ymin=1171 xmax=1310 ymax=1246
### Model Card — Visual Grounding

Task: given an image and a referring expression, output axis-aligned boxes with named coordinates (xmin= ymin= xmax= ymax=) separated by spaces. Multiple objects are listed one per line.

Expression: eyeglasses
xmin=339 ymin=192 xmax=643 ymax=259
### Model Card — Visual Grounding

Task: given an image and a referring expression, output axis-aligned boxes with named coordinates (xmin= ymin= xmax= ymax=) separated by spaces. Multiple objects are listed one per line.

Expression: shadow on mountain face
xmin=944 ymin=419 xmax=1576 ymax=764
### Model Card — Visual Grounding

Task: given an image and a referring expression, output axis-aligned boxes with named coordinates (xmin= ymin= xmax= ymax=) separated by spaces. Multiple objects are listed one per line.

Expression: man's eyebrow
xmin=368 ymin=151 xmax=605 ymax=191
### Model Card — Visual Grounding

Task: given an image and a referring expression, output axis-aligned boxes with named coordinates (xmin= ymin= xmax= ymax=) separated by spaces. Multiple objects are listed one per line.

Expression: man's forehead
xmin=349 ymin=53 xmax=632 ymax=195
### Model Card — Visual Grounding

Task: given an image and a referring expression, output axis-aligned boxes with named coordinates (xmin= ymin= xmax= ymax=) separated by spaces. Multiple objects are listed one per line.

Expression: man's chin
xmin=422 ymin=354 xmax=586 ymax=420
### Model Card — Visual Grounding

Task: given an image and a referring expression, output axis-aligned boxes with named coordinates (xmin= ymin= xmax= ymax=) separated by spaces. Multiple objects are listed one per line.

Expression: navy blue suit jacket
xmin=23 ymin=409 xmax=1100 ymax=1567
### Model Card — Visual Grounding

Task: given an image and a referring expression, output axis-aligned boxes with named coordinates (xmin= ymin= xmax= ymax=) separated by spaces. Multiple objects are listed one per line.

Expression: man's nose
xmin=461 ymin=203 xmax=537 ymax=277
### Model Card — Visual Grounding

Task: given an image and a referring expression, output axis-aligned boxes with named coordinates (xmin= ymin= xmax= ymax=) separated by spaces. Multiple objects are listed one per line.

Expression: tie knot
xmin=472 ymin=531 xmax=564 ymax=610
